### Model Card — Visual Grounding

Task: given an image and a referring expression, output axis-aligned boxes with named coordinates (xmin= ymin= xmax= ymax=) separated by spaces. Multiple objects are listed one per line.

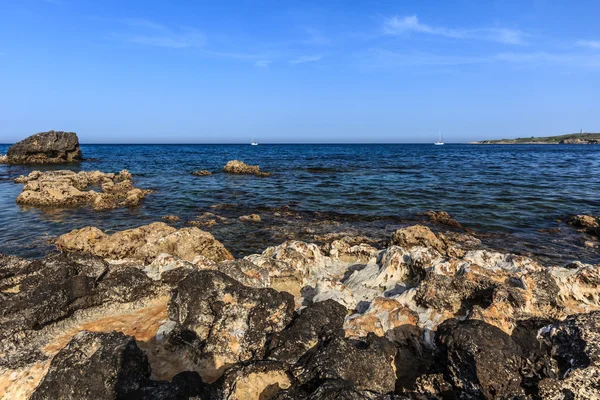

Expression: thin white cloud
xmin=119 ymin=19 xmax=205 ymax=49
xmin=577 ymin=40 xmax=600 ymax=49
xmin=255 ymin=60 xmax=272 ymax=67
xmin=382 ymin=15 xmax=527 ymax=45
xmin=290 ymin=55 xmax=322 ymax=64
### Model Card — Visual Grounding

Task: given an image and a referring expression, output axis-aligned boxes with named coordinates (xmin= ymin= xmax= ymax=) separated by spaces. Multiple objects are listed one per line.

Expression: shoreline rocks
xmin=14 ymin=169 xmax=150 ymax=210
xmin=3 ymin=130 xmax=82 ymax=164
xmin=223 ymin=160 xmax=272 ymax=177
xmin=2 ymin=223 xmax=600 ymax=398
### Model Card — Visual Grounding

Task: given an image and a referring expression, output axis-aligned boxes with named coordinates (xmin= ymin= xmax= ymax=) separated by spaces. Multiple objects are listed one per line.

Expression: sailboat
xmin=251 ymin=137 xmax=258 ymax=146
xmin=434 ymin=131 xmax=444 ymax=146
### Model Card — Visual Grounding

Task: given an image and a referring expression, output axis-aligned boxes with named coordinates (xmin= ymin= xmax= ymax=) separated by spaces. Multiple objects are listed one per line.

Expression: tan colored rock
xmin=240 ymin=214 xmax=261 ymax=222
xmin=191 ymin=170 xmax=212 ymax=176
xmin=14 ymin=169 xmax=150 ymax=210
xmin=161 ymin=215 xmax=180 ymax=222
xmin=391 ymin=225 xmax=447 ymax=254
xmin=344 ymin=297 xmax=419 ymax=338
xmin=223 ymin=160 xmax=271 ymax=177
xmin=55 ymin=222 xmax=233 ymax=264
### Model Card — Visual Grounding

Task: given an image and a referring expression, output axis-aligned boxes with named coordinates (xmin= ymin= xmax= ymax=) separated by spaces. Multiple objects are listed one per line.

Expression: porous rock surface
xmin=55 ymin=222 xmax=233 ymax=264
xmin=3 ymin=130 xmax=82 ymax=164
xmin=14 ymin=169 xmax=150 ymax=210
xmin=2 ymin=223 xmax=600 ymax=399
xmin=223 ymin=160 xmax=271 ymax=176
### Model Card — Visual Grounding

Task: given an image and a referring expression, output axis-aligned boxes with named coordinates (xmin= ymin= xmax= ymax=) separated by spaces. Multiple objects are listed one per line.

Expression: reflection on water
xmin=0 ymin=143 xmax=599 ymax=264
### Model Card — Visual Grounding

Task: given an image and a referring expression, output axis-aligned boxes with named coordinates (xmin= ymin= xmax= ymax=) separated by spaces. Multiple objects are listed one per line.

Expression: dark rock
xmin=420 ymin=211 xmax=464 ymax=230
xmin=5 ymin=130 xmax=82 ymax=164
xmin=268 ymin=299 xmax=347 ymax=364
xmin=273 ymin=379 xmax=389 ymax=399
xmin=30 ymin=330 xmax=151 ymax=400
xmin=167 ymin=270 xmax=295 ymax=382
xmin=293 ymin=335 xmax=397 ymax=395
xmin=435 ymin=319 xmax=525 ymax=398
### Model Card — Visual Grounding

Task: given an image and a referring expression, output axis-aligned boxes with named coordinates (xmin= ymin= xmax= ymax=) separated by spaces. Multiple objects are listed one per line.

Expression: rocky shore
xmin=1 ymin=131 xmax=82 ymax=164
xmin=1 ymin=221 xmax=599 ymax=399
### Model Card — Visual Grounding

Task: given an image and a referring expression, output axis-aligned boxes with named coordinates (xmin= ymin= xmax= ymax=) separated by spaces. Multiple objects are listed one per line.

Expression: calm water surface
xmin=1 ymin=144 xmax=599 ymax=264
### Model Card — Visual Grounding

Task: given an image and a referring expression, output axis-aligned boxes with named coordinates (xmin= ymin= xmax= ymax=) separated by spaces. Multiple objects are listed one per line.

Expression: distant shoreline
xmin=471 ymin=132 xmax=600 ymax=145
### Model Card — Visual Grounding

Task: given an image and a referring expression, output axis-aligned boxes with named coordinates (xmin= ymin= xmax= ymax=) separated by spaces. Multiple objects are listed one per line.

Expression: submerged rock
xmin=568 ymin=214 xmax=600 ymax=237
xmin=14 ymin=169 xmax=149 ymax=210
xmin=223 ymin=160 xmax=272 ymax=176
xmin=161 ymin=215 xmax=180 ymax=222
xmin=4 ymin=130 xmax=82 ymax=164
xmin=55 ymin=222 xmax=233 ymax=264
xmin=240 ymin=213 xmax=262 ymax=222
xmin=192 ymin=170 xmax=212 ymax=176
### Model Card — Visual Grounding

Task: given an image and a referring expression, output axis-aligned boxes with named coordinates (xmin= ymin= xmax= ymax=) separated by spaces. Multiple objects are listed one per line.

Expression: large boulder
xmin=4 ymin=130 xmax=82 ymax=164
xmin=55 ymin=222 xmax=233 ymax=264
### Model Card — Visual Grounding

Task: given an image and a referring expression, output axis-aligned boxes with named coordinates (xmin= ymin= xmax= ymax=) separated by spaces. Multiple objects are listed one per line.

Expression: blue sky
xmin=1 ymin=0 xmax=599 ymax=143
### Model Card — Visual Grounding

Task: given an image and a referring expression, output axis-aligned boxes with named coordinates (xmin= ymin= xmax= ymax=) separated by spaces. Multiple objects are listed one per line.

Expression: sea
xmin=1 ymin=143 xmax=599 ymax=265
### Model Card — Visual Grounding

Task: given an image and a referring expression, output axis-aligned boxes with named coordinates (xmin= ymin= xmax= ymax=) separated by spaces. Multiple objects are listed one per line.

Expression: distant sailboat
xmin=434 ymin=131 xmax=444 ymax=146
xmin=251 ymin=137 xmax=258 ymax=146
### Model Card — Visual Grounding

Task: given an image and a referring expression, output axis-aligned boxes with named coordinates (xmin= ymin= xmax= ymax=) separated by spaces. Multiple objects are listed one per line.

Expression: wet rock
xmin=192 ymin=170 xmax=212 ymax=176
xmin=268 ymin=300 xmax=347 ymax=364
xmin=55 ymin=222 xmax=233 ymax=264
xmin=568 ymin=214 xmax=600 ymax=237
xmin=537 ymin=311 xmax=600 ymax=399
xmin=166 ymin=270 xmax=295 ymax=382
xmin=161 ymin=215 xmax=180 ymax=222
xmin=224 ymin=160 xmax=272 ymax=177
xmin=420 ymin=210 xmax=464 ymax=229
xmin=436 ymin=318 xmax=525 ymax=398
xmin=4 ymin=130 xmax=82 ymax=164
xmin=240 ymin=213 xmax=262 ymax=223
xmin=14 ymin=169 xmax=150 ymax=210
xmin=30 ymin=330 xmax=151 ymax=399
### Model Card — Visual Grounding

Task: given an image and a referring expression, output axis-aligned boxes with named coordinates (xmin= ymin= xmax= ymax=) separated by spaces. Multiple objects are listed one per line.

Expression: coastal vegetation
xmin=471 ymin=132 xmax=600 ymax=144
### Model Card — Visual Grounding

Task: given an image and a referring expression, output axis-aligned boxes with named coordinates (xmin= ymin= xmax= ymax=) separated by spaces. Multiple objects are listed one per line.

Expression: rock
xmin=390 ymin=225 xmax=446 ymax=254
xmin=436 ymin=318 xmax=526 ymax=398
xmin=55 ymin=222 xmax=233 ymax=264
xmin=166 ymin=270 xmax=295 ymax=382
xmin=420 ymin=210 xmax=464 ymax=229
xmin=568 ymin=214 xmax=600 ymax=237
xmin=240 ymin=213 xmax=261 ymax=222
xmin=4 ymin=130 xmax=82 ymax=164
xmin=161 ymin=215 xmax=180 ymax=222
xmin=292 ymin=335 xmax=397 ymax=395
xmin=29 ymin=331 xmax=151 ymax=399
xmin=268 ymin=300 xmax=347 ymax=364
xmin=224 ymin=160 xmax=272 ymax=177
xmin=191 ymin=170 xmax=212 ymax=176
xmin=213 ymin=361 xmax=292 ymax=400
xmin=537 ymin=311 xmax=600 ymax=399
xmin=14 ymin=169 xmax=150 ymax=210
xmin=273 ymin=379 xmax=387 ymax=399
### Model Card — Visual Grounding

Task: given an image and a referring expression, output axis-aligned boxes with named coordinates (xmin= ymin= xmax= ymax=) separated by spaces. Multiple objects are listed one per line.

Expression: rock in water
xmin=5 ymin=130 xmax=82 ymax=164
xmin=191 ymin=170 xmax=212 ymax=176
xmin=55 ymin=222 xmax=233 ymax=264
xmin=223 ymin=160 xmax=272 ymax=176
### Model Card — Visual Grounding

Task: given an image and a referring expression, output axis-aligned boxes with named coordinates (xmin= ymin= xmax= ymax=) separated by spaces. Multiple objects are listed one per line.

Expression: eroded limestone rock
xmin=223 ymin=160 xmax=272 ymax=177
xmin=4 ymin=130 xmax=82 ymax=164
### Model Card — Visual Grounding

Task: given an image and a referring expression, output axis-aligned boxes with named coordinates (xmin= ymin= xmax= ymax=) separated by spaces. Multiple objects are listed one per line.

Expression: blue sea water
xmin=1 ymin=143 xmax=599 ymax=264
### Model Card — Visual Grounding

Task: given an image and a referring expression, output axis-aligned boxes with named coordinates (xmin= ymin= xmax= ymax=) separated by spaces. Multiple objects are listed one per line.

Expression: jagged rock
xmin=390 ymin=225 xmax=447 ymax=254
xmin=223 ymin=160 xmax=272 ymax=177
xmin=166 ymin=270 xmax=295 ymax=382
xmin=568 ymin=214 xmax=600 ymax=237
xmin=4 ymin=130 xmax=82 ymax=164
xmin=292 ymin=335 xmax=397 ymax=395
xmin=420 ymin=210 xmax=464 ymax=229
xmin=192 ymin=170 xmax=212 ymax=176
xmin=14 ymin=169 xmax=149 ymax=210
xmin=344 ymin=297 xmax=419 ymax=339
xmin=268 ymin=300 xmax=347 ymax=364
xmin=213 ymin=361 xmax=292 ymax=400
xmin=537 ymin=311 xmax=600 ymax=399
xmin=55 ymin=222 xmax=233 ymax=264
xmin=240 ymin=213 xmax=262 ymax=222
xmin=29 ymin=330 xmax=151 ymax=399
xmin=273 ymin=379 xmax=388 ymax=399
xmin=436 ymin=319 xmax=526 ymax=398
